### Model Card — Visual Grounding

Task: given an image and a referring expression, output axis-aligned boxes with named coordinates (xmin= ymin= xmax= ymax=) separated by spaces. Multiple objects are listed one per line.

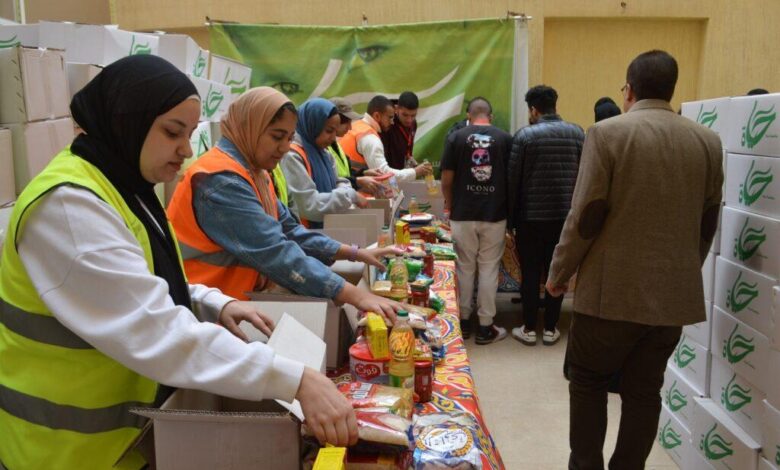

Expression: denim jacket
xmin=190 ymin=137 xmax=346 ymax=299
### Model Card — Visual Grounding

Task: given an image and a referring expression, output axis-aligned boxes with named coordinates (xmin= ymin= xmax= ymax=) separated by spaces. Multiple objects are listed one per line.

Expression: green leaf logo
xmin=733 ymin=218 xmax=766 ymax=261
xmin=720 ymin=373 xmax=753 ymax=411
xmin=726 ymin=271 xmax=759 ymax=314
xmin=223 ymin=68 xmax=248 ymax=95
xmin=129 ymin=35 xmax=152 ymax=56
xmin=195 ymin=130 xmax=209 ymax=156
xmin=203 ymin=84 xmax=224 ymax=118
xmin=658 ymin=419 xmax=683 ymax=449
xmin=742 ymin=101 xmax=777 ymax=149
xmin=665 ymin=380 xmax=688 ymax=412
xmin=697 ymin=103 xmax=719 ymax=129
xmin=700 ymin=423 xmax=734 ymax=461
xmin=722 ymin=324 xmax=756 ymax=364
xmin=0 ymin=35 xmax=20 ymax=48
xmin=192 ymin=50 xmax=207 ymax=78
xmin=674 ymin=337 xmax=697 ymax=368
xmin=739 ymin=160 xmax=774 ymax=206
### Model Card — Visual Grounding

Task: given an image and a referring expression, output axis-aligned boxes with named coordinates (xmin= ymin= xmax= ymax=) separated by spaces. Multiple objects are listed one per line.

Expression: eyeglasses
xmin=621 ymin=84 xmax=629 ymax=93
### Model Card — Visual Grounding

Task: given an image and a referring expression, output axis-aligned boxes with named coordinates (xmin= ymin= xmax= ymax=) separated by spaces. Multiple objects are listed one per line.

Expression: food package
xmin=365 ymin=313 xmax=389 ymax=359
xmin=355 ymin=408 xmax=412 ymax=447
xmin=350 ymin=341 xmax=390 ymax=385
xmin=411 ymin=274 xmax=434 ymax=289
xmin=428 ymin=291 xmax=445 ymax=313
xmin=404 ymin=304 xmax=438 ymax=321
xmin=338 ymin=382 xmax=413 ymax=419
xmin=435 ymin=227 xmax=452 ymax=243
xmin=425 ymin=244 xmax=457 ymax=261
xmin=414 ymin=339 xmax=433 ymax=362
xmin=371 ymin=280 xmax=393 ymax=298
xmin=313 ymin=447 xmax=347 ymax=470
xmin=345 ymin=451 xmax=411 ymax=470
xmin=413 ymin=413 xmax=483 ymax=469
xmin=407 ymin=312 xmax=428 ymax=330
xmin=390 ymin=257 xmax=423 ymax=279
xmin=374 ymin=173 xmax=399 ymax=199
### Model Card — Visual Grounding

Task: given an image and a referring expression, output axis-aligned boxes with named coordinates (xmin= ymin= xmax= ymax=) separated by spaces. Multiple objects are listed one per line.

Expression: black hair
xmin=626 ymin=50 xmax=678 ymax=102
xmin=594 ymin=97 xmax=621 ymax=122
xmin=398 ymin=91 xmax=419 ymax=110
xmin=466 ymin=96 xmax=492 ymax=115
xmin=269 ymin=102 xmax=297 ymax=125
xmin=367 ymin=95 xmax=393 ymax=115
xmin=525 ymin=85 xmax=558 ymax=114
xmin=747 ymin=88 xmax=769 ymax=96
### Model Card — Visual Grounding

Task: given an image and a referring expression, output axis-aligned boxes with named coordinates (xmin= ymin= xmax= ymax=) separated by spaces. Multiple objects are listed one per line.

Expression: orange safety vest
xmin=338 ymin=119 xmax=377 ymax=172
xmin=167 ymin=147 xmax=278 ymax=300
xmin=289 ymin=143 xmax=313 ymax=228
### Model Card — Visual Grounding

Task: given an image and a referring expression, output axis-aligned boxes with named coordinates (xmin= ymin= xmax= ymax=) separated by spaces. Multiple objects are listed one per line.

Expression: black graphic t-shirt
xmin=440 ymin=124 xmax=512 ymax=222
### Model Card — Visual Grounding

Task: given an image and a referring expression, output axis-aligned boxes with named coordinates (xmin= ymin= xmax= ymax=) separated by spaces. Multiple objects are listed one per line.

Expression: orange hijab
xmin=220 ymin=86 xmax=292 ymax=220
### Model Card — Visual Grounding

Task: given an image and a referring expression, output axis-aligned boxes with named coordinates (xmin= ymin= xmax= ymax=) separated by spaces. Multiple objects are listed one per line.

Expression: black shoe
xmin=460 ymin=318 xmax=472 ymax=339
xmin=475 ymin=324 xmax=508 ymax=345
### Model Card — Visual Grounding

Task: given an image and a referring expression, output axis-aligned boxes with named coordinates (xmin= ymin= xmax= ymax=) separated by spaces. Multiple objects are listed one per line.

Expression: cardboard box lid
xmin=157 ymin=33 xmax=209 ymax=79
xmin=694 ymin=397 xmax=761 ymax=449
xmin=0 ymin=128 xmax=14 ymax=205
xmin=0 ymin=46 xmax=71 ymax=124
xmin=66 ymin=62 xmax=102 ymax=100
xmin=209 ymin=54 xmax=251 ymax=97
xmin=680 ymin=97 xmax=731 ymax=138
xmin=725 ymin=94 xmax=780 ymax=158
xmin=188 ymin=75 xmax=231 ymax=122
xmin=0 ymin=24 xmax=38 ymax=48
xmin=714 ymin=255 xmax=775 ymax=339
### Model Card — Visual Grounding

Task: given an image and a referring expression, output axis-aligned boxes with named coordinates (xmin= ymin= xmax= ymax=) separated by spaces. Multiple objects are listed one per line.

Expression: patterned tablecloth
xmin=418 ymin=259 xmax=505 ymax=469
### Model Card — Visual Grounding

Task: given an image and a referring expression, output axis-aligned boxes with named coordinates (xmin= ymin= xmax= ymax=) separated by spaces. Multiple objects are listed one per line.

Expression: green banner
xmin=209 ymin=19 xmax=516 ymax=165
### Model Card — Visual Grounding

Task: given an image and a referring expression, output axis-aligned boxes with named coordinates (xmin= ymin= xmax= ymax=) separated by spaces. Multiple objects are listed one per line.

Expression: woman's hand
xmin=354 ymin=192 xmax=369 ymax=208
xmin=356 ymin=176 xmax=380 ymax=195
xmin=357 ymin=246 xmax=405 ymax=270
xmin=218 ymin=301 xmax=275 ymax=341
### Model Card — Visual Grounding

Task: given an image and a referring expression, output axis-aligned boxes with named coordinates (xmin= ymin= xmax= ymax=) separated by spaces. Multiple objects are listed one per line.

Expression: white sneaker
xmin=512 ymin=327 xmax=537 ymax=346
xmin=543 ymin=328 xmax=561 ymax=346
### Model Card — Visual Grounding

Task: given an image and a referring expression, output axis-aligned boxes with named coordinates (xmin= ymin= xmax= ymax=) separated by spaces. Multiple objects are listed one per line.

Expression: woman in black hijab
xmin=0 ymin=55 xmax=356 ymax=470
xmin=594 ymin=96 xmax=622 ymax=122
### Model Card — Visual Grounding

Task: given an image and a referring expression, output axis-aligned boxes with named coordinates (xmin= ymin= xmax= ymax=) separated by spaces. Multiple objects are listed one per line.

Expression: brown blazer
xmin=549 ymin=99 xmax=723 ymax=326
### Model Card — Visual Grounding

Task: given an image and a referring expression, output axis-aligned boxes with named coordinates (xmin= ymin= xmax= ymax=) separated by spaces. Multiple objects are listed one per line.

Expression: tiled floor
xmin=464 ymin=296 xmax=678 ymax=470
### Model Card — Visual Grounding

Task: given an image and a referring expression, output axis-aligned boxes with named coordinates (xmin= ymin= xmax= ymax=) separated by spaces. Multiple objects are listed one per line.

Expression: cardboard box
xmin=713 ymin=256 xmax=776 ymax=339
xmin=725 ymin=94 xmax=780 ymax=158
xmin=0 ymin=24 xmax=38 ymax=48
xmin=8 ymin=118 xmax=74 ymax=194
xmin=66 ymin=62 xmax=101 ymax=99
xmin=188 ymin=75 xmax=231 ymax=122
xmin=710 ymin=354 xmax=765 ymax=443
xmin=0 ymin=46 xmax=70 ymax=123
xmin=0 ymin=202 xmax=14 ymax=250
xmin=188 ymin=121 xmax=212 ymax=161
xmin=683 ymin=301 xmax=712 ymax=349
xmin=669 ymin=333 xmax=711 ymax=396
xmin=157 ymin=34 xmax=209 ymax=79
xmin=0 ymin=128 xmax=14 ymax=205
xmin=692 ymin=397 xmax=761 ymax=470
xmin=760 ymin=457 xmax=779 ymax=470
xmin=726 ymin=153 xmax=780 ymax=220
xmin=104 ymin=29 xmax=159 ymax=64
xmin=209 ymin=54 xmax=251 ymax=98
xmin=767 ymin=349 xmax=780 ymax=411
xmin=663 ymin=365 xmax=706 ymax=430
xmin=774 ymin=286 xmax=780 ymax=349
xmin=658 ymin=404 xmax=693 ymax=468
xmin=704 ymin=251 xmax=716 ymax=302
xmin=763 ymin=400 xmax=780 ymax=468
xmin=682 ymin=98 xmax=732 ymax=138
xmin=39 ymin=22 xmax=158 ymax=66
xmin=720 ymin=206 xmax=780 ymax=280
xmin=684 ymin=447 xmax=717 ymax=470
xmin=712 ymin=306 xmax=771 ymax=392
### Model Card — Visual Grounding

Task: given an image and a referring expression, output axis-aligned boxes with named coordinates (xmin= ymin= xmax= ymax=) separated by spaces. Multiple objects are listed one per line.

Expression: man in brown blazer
xmin=546 ymin=50 xmax=723 ymax=469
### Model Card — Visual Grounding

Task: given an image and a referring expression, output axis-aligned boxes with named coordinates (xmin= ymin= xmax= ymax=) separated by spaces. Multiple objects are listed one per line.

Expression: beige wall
xmin=86 ymin=0 xmax=780 ymax=127
xmin=25 ymin=0 xmax=110 ymax=24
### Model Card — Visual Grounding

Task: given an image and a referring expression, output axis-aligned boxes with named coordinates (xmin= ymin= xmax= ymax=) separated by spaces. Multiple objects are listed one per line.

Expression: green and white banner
xmin=209 ymin=18 xmax=528 ymax=165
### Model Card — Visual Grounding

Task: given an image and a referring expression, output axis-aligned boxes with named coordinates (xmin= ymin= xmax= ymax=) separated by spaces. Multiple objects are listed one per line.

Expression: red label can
xmin=414 ymin=360 xmax=433 ymax=403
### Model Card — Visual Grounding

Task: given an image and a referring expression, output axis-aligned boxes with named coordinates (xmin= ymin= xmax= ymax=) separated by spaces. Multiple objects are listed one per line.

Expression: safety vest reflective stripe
xmin=0 ymin=298 xmax=93 ymax=349
xmin=178 ymin=241 xmax=253 ymax=269
xmin=0 ymin=384 xmax=147 ymax=433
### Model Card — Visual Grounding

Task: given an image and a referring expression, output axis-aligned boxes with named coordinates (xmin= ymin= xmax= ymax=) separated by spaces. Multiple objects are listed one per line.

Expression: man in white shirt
xmin=339 ymin=95 xmax=432 ymax=182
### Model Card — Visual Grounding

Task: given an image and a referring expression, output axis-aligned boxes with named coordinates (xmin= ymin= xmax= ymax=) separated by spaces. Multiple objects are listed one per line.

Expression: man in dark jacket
xmin=508 ymin=85 xmax=584 ymax=346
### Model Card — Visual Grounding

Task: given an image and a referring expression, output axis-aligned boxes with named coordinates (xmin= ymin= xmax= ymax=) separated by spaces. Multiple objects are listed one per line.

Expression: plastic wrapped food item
xmin=350 ymin=341 xmax=390 ymax=385
xmin=404 ymin=304 xmax=438 ymax=321
xmin=411 ymin=274 xmax=434 ymax=288
xmin=435 ymin=227 xmax=452 ymax=243
xmin=355 ymin=408 xmax=412 ymax=447
xmin=390 ymin=257 xmax=423 ymax=279
xmin=425 ymin=244 xmax=457 ymax=261
xmin=413 ymin=413 xmax=483 ymax=469
xmin=428 ymin=291 xmax=445 ymax=313
xmin=374 ymin=173 xmax=399 ymax=199
xmin=414 ymin=339 xmax=433 ymax=362
xmin=338 ymin=382 xmax=414 ymax=419
xmin=407 ymin=312 xmax=428 ymax=330
xmin=371 ymin=280 xmax=393 ymax=298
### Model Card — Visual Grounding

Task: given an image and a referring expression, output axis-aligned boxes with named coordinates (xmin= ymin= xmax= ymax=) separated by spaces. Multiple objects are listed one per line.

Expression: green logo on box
xmin=775 ymin=445 xmax=780 ymax=465
xmin=697 ymin=104 xmax=718 ymax=129
xmin=739 ymin=160 xmax=774 ymax=207
xmin=742 ymin=101 xmax=777 ymax=149
xmin=203 ymin=85 xmax=225 ymax=118
xmin=0 ymin=35 xmax=20 ymax=48
xmin=674 ymin=337 xmax=697 ymax=368
xmin=129 ymin=35 xmax=152 ymax=55
xmin=224 ymin=68 xmax=248 ymax=95
xmin=700 ymin=423 xmax=734 ymax=461
xmin=722 ymin=324 xmax=755 ymax=364
xmin=665 ymin=380 xmax=688 ymax=412
xmin=192 ymin=50 xmax=207 ymax=78
xmin=659 ymin=419 xmax=683 ymax=449
xmin=721 ymin=373 xmax=752 ymax=412
xmin=733 ymin=218 xmax=766 ymax=261
xmin=726 ymin=271 xmax=759 ymax=314
xmin=195 ymin=130 xmax=209 ymax=156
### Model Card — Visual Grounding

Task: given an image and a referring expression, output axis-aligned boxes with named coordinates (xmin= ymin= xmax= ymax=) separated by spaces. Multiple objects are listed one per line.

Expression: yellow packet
xmin=366 ymin=312 xmax=390 ymax=359
xmin=313 ymin=446 xmax=346 ymax=470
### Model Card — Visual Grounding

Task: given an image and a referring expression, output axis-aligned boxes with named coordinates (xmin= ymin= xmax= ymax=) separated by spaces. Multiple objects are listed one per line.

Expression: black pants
xmin=515 ymin=220 xmax=565 ymax=331
xmin=568 ymin=313 xmax=682 ymax=470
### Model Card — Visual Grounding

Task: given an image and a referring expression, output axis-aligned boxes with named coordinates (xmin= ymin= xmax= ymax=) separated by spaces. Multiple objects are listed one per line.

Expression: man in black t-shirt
xmin=441 ymin=98 xmax=512 ymax=344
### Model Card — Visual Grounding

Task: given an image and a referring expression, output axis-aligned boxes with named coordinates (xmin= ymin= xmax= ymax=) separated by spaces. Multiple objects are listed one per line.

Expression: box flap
xmin=240 ymin=301 xmax=327 ymax=342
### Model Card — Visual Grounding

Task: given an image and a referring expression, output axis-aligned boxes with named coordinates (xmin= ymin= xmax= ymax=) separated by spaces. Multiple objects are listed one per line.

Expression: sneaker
xmin=511 ymin=327 xmax=537 ymax=346
xmin=475 ymin=324 xmax=507 ymax=345
xmin=459 ymin=318 xmax=472 ymax=339
xmin=543 ymin=328 xmax=561 ymax=346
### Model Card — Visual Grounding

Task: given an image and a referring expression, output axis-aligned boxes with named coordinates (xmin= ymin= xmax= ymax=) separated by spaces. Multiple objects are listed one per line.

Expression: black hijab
xmin=70 ymin=55 xmax=197 ymax=310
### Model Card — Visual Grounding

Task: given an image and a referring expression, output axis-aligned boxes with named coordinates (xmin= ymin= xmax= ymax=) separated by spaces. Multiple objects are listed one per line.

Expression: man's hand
xmin=545 ymin=279 xmax=567 ymax=297
xmin=296 ymin=368 xmax=358 ymax=446
xmin=357 ymin=246 xmax=405 ymax=270
xmin=414 ymin=162 xmax=433 ymax=177
xmin=218 ymin=301 xmax=275 ymax=341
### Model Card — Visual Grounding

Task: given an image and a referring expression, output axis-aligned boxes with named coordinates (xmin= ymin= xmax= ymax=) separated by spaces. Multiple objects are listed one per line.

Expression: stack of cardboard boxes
xmin=662 ymin=93 xmax=780 ymax=469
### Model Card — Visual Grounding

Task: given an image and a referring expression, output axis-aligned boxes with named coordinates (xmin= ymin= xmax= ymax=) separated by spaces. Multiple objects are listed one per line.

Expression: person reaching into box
xmin=0 ymin=56 xmax=359 ymax=470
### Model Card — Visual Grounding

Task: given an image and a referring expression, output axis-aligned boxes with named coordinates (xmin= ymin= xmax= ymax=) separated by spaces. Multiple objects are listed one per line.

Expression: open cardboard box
xmin=0 ymin=46 xmax=71 ymax=124
xmin=7 ymin=117 xmax=74 ymax=195
xmin=325 ymin=210 xmax=384 ymax=245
